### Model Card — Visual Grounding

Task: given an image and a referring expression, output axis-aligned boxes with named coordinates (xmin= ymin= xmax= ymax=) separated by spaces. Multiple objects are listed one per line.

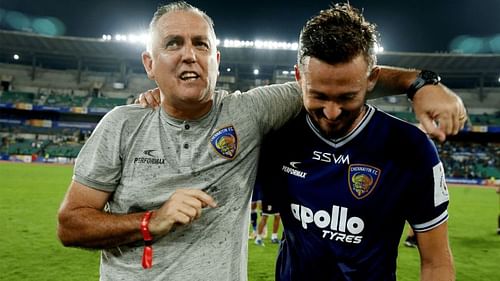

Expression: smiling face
xmin=294 ymin=4 xmax=382 ymax=138
xmin=296 ymin=55 xmax=379 ymax=139
xmin=142 ymin=10 xmax=220 ymax=119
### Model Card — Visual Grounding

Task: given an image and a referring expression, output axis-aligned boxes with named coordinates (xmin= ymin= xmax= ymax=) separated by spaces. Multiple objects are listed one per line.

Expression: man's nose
xmin=323 ymin=102 xmax=342 ymax=120
xmin=181 ymin=44 xmax=196 ymax=63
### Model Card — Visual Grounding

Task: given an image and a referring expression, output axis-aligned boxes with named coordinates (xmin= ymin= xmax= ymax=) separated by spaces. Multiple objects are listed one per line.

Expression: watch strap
xmin=406 ymin=70 xmax=441 ymax=100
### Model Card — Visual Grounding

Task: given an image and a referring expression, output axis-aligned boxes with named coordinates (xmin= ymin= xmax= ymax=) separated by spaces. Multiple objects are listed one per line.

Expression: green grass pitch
xmin=1 ymin=162 xmax=499 ymax=280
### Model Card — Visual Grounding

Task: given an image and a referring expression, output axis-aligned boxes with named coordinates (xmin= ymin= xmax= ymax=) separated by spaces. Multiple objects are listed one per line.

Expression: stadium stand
xmin=87 ymin=96 xmax=129 ymax=110
xmin=438 ymin=141 xmax=499 ymax=179
xmin=0 ymin=29 xmax=498 ymax=183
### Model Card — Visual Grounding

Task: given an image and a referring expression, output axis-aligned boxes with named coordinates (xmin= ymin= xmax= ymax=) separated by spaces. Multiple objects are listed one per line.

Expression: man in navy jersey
xmin=258 ymin=3 xmax=455 ymax=281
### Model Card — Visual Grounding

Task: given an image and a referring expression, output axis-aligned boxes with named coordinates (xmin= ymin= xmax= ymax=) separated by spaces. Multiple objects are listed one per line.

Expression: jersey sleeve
xmin=72 ymin=106 xmax=129 ymax=192
xmin=234 ymin=82 xmax=303 ymax=135
xmin=407 ymin=137 xmax=450 ymax=232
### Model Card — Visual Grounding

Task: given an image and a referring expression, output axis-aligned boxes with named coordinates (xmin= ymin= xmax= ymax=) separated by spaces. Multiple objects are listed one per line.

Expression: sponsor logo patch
xmin=348 ymin=164 xmax=380 ymax=199
xmin=433 ymin=162 xmax=449 ymax=206
xmin=210 ymin=126 xmax=238 ymax=159
xmin=133 ymin=149 xmax=166 ymax=165
xmin=282 ymin=161 xmax=307 ymax=178
xmin=143 ymin=149 xmax=156 ymax=157
xmin=291 ymin=203 xmax=364 ymax=244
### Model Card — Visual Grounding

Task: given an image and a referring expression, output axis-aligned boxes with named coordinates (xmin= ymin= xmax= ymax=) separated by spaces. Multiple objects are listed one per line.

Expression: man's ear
xmin=216 ymin=51 xmax=221 ymax=76
xmin=142 ymin=51 xmax=155 ymax=80
xmin=294 ymin=64 xmax=301 ymax=82
xmin=367 ymin=66 xmax=380 ymax=92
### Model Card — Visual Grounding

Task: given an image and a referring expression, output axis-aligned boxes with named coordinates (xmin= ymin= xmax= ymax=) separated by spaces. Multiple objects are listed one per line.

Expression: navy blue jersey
xmin=257 ymin=105 xmax=449 ymax=281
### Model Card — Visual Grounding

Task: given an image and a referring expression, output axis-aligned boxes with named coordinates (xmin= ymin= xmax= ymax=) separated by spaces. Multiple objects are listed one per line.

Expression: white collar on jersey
xmin=306 ymin=104 xmax=375 ymax=148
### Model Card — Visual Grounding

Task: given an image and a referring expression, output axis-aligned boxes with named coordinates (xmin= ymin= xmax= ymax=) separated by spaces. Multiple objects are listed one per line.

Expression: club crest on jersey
xmin=348 ymin=164 xmax=380 ymax=199
xmin=210 ymin=125 xmax=238 ymax=159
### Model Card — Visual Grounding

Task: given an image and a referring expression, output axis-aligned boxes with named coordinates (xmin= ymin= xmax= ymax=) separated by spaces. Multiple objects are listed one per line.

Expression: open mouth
xmin=179 ymin=71 xmax=200 ymax=81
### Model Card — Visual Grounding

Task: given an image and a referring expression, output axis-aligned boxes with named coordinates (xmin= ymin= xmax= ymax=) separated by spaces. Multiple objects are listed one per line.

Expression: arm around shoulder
xmin=370 ymin=66 xmax=467 ymax=142
xmin=237 ymin=82 xmax=303 ymax=133
xmin=369 ymin=66 xmax=418 ymax=98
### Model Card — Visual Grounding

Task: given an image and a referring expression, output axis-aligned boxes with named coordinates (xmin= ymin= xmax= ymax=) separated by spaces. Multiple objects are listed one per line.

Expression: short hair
xmin=297 ymin=3 xmax=379 ymax=70
xmin=147 ymin=1 xmax=216 ymax=49
xmin=149 ymin=1 xmax=215 ymax=31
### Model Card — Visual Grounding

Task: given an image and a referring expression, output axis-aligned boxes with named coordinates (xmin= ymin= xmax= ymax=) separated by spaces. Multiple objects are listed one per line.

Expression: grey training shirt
xmin=73 ymin=82 xmax=302 ymax=281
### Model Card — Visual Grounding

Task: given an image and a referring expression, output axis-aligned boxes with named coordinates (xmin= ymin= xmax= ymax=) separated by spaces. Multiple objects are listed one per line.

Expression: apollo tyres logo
xmin=210 ymin=125 xmax=238 ymax=159
xmin=291 ymin=203 xmax=364 ymax=244
xmin=133 ymin=150 xmax=166 ymax=165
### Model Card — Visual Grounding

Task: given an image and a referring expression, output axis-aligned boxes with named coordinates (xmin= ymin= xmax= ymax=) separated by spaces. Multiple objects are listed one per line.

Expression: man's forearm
xmin=417 ymin=223 xmax=455 ymax=281
xmin=370 ymin=65 xmax=419 ymax=99
xmin=58 ymin=208 xmax=145 ymax=249
xmin=421 ymin=262 xmax=455 ymax=281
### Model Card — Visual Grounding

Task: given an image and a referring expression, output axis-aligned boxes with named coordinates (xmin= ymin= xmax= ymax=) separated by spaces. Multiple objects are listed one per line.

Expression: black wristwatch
xmin=406 ymin=70 xmax=441 ymax=101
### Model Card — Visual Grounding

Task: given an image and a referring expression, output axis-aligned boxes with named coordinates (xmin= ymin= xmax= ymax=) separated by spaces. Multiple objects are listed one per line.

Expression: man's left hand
xmin=135 ymin=88 xmax=161 ymax=108
xmin=412 ymin=83 xmax=467 ymax=142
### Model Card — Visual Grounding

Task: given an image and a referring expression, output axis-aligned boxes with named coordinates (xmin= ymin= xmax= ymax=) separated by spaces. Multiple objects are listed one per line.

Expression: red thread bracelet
xmin=140 ymin=211 xmax=153 ymax=269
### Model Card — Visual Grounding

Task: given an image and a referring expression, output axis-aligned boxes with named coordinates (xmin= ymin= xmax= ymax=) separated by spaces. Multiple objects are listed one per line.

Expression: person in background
xmin=497 ymin=184 xmax=500 ymax=235
xmin=404 ymin=225 xmax=418 ymax=248
xmin=254 ymin=179 xmax=281 ymax=246
xmin=249 ymin=183 xmax=263 ymax=239
xmin=59 ymin=1 xmax=465 ymax=281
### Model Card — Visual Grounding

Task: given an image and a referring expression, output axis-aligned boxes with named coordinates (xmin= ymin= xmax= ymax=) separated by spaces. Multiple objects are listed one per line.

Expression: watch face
xmin=420 ymin=70 xmax=440 ymax=84
xmin=406 ymin=70 xmax=441 ymax=100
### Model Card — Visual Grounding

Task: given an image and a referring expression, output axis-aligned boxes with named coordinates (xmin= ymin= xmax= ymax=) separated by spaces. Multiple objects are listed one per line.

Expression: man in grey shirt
xmin=57 ymin=2 xmax=467 ymax=281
